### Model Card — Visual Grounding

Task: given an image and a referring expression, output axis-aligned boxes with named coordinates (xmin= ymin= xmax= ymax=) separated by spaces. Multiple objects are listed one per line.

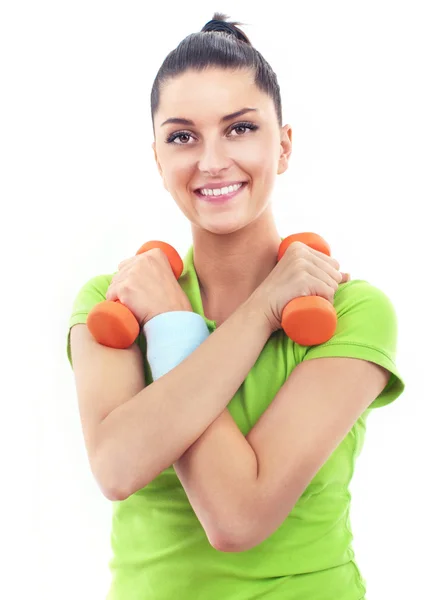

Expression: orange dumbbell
xmin=87 ymin=241 xmax=184 ymax=349
xmin=278 ymin=232 xmax=338 ymax=346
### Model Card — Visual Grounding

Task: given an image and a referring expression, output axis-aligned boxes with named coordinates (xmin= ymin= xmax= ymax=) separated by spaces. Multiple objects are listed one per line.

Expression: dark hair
xmin=150 ymin=12 xmax=283 ymax=135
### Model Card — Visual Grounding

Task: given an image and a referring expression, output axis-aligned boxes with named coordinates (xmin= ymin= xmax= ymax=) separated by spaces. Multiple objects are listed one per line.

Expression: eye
xmin=230 ymin=122 xmax=259 ymax=137
xmin=166 ymin=121 xmax=259 ymax=145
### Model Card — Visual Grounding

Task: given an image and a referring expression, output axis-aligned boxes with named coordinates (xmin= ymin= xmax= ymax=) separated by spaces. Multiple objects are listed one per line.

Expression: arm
xmin=95 ymin=295 xmax=272 ymax=502
xmin=174 ymin=356 xmax=390 ymax=552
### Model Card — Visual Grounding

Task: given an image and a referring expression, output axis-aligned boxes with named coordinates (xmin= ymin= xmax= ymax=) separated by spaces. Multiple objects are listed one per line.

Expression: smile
xmin=194 ymin=182 xmax=247 ymax=204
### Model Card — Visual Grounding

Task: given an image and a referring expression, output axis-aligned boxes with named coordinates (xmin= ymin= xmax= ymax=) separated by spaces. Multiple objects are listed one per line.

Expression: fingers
xmin=292 ymin=241 xmax=340 ymax=270
xmin=117 ymin=257 xmax=131 ymax=270
xmin=106 ymin=283 xmax=116 ymax=301
xmin=307 ymin=265 xmax=340 ymax=302
xmin=310 ymin=253 xmax=342 ymax=284
xmin=308 ymin=246 xmax=350 ymax=284
xmin=106 ymin=269 xmax=126 ymax=300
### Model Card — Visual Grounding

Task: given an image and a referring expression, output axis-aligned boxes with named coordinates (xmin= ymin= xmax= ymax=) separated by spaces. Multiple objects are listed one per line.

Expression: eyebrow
xmin=160 ymin=107 xmax=258 ymax=127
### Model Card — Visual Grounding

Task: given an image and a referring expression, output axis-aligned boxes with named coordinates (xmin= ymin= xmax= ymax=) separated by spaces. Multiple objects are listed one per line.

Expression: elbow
xmin=92 ymin=448 xmax=134 ymax=502
xmin=101 ymin=482 xmax=127 ymax=502
xmin=208 ymin=517 xmax=253 ymax=553
xmin=99 ymin=465 xmax=162 ymax=502
xmin=210 ymin=536 xmax=245 ymax=553
xmin=209 ymin=511 xmax=268 ymax=552
xmin=91 ymin=433 xmax=166 ymax=501
xmin=210 ymin=531 xmax=256 ymax=553
xmin=94 ymin=466 xmax=126 ymax=502
xmin=103 ymin=475 xmax=131 ymax=501
xmin=214 ymin=530 xmax=263 ymax=553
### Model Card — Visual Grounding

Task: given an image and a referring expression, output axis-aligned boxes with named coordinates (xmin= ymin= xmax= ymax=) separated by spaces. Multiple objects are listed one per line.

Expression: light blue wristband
xmin=142 ymin=311 xmax=210 ymax=380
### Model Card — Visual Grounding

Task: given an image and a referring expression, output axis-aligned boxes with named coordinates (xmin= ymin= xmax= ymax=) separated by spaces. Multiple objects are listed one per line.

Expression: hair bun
xmin=201 ymin=13 xmax=250 ymax=44
xmin=202 ymin=19 xmax=236 ymax=35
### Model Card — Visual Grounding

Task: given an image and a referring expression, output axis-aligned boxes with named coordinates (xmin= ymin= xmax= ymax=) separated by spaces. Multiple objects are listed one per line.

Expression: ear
xmin=277 ymin=125 xmax=292 ymax=175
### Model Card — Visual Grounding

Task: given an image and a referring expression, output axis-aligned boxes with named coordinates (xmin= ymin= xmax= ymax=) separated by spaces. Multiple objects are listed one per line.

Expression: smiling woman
xmin=66 ymin=11 xmax=405 ymax=600
xmin=151 ymin=65 xmax=290 ymax=245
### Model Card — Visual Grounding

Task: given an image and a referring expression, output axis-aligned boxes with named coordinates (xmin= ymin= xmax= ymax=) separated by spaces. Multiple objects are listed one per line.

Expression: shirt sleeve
xmin=66 ymin=273 xmax=114 ymax=369
xmin=301 ymin=279 xmax=405 ymax=409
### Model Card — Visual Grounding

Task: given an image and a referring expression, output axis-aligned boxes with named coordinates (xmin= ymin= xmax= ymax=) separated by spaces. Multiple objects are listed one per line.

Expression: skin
xmin=151 ymin=67 xmax=293 ymax=320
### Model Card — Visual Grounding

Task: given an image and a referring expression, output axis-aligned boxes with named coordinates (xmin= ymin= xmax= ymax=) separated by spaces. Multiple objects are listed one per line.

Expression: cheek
xmin=248 ymin=146 xmax=277 ymax=172
xmin=164 ymin=163 xmax=192 ymax=190
xmin=241 ymin=141 xmax=278 ymax=168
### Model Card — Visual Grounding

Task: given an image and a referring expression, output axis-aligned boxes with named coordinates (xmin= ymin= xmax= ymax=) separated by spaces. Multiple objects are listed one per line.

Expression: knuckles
xmin=287 ymin=241 xmax=341 ymax=273
xmin=118 ymin=248 xmax=164 ymax=271
xmin=138 ymin=248 xmax=168 ymax=269
xmin=287 ymin=241 xmax=306 ymax=257
xmin=142 ymin=247 xmax=166 ymax=261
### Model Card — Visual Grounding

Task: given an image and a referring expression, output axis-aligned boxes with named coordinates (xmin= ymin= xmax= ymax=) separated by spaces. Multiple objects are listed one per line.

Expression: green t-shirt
xmin=67 ymin=241 xmax=405 ymax=600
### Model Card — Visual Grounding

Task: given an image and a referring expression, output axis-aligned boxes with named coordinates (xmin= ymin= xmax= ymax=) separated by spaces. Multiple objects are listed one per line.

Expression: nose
xmin=198 ymin=139 xmax=233 ymax=175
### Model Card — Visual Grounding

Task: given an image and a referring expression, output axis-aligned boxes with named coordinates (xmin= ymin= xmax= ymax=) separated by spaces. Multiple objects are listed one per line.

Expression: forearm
xmin=173 ymin=408 xmax=259 ymax=550
xmin=96 ymin=294 xmax=272 ymax=500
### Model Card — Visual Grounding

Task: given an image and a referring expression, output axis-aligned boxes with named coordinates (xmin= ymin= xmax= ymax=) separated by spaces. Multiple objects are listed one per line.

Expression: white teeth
xmin=200 ymin=183 xmax=243 ymax=197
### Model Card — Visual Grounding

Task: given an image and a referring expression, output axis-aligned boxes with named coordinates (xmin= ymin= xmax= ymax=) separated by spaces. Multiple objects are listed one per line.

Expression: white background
xmin=1 ymin=1 xmax=439 ymax=598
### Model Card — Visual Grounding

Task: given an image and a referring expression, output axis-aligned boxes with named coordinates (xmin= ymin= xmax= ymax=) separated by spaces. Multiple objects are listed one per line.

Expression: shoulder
xmin=69 ymin=273 xmax=116 ymax=315
xmin=333 ymin=279 xmax=399 ymax=346
xmin=334 ymin=278 xmax=396 ymax=310
xmin=304 ymin=279 xmax=405 ymax=409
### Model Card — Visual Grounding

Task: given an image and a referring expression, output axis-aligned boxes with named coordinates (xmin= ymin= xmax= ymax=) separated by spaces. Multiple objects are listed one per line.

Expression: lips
xmin=194 ymin=182 xmax=247 ymax=203
xmin=195 ymin=181 xmax=247 ymax=193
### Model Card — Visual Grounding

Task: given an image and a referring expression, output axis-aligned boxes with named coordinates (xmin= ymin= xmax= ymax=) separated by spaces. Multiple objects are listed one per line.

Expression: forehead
xmin=157 ymin=68 xmax=272 ymax=120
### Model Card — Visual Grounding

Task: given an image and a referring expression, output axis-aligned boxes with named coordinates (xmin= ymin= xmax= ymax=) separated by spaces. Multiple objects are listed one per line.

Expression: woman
xmin=67 ymin=13 xmax=405 ymax=599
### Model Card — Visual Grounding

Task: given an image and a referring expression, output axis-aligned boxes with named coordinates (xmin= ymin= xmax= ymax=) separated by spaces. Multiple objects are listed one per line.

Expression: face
xmin=152 ymin=68 xmax=292 ymax=235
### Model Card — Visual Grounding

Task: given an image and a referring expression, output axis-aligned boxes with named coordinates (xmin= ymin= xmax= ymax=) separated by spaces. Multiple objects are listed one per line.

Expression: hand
xmin=250 ymin=241 xmax=351 ymax=334
xmin=105 ymin=247 xmax=193 ymax=327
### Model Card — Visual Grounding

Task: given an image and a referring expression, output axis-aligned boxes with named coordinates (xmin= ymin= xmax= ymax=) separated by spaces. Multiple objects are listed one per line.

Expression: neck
xmin=191 ymin=212 xmax=282 ymax=306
